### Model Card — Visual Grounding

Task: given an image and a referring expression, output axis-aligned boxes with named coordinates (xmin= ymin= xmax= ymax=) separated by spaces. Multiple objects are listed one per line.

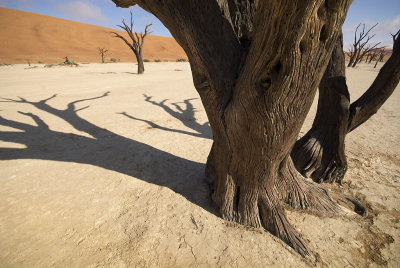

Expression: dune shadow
xmin=0 ymin=92 xmax=216 ymax=215
xmin=120 ymin=95 xmax=212 ymax=139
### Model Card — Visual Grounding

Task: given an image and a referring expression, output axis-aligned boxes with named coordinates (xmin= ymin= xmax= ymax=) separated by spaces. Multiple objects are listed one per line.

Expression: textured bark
xmin=292 ymin=33 xmax=350 ymax=183
xmin=112 ymin=0 xmax=352 ymax=257
xmin=136 ymin=52 xmax=145 ymax=74
xmin=292 ymin=31 xmax=400 ymax=183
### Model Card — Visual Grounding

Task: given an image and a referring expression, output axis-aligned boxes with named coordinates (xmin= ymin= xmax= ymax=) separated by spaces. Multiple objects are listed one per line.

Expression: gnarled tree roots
xmin=208 ymin=156 xmax=341 ymax=257
xmin=291 ymin=130 xmax=348 ymax=184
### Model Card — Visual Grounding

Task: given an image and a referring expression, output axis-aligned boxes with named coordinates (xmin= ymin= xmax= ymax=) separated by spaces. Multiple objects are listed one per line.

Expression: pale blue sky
xmin=1 ymin=0 xmax=399 ymax=48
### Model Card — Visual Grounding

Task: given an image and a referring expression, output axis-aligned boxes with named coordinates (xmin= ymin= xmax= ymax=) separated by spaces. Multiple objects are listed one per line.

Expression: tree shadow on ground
xmin=0 ymin=92 xmax=216 ymax=214
xmin=120 ymin=94 xmax=212 ymax=139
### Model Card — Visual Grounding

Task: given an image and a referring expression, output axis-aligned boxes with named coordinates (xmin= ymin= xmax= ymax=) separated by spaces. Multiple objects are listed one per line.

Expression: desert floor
xmin=0 ymin=62 xmax=399 ymax=267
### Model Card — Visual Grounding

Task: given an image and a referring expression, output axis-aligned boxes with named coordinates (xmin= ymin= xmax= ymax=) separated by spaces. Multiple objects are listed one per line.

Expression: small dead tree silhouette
xmin=98 ymin=48 xmax=109 ymax=63
xmin=374 ymin=48 xmax=386 ymax=68
xmin=367 ymin=50 xmax=378 ymax=63
xmin=111 ymin=11 xmax=152 ymax=74
xmin=347 ymin=23 xmax=380 ymax=67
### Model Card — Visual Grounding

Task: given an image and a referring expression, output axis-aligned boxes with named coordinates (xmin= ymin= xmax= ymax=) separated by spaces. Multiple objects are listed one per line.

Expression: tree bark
xmin=292 ymin=33 xmax=350 ymax=183
xmin=112 ymin=0 xmax=352 ymax=257
xmin=292 ymin=31 xmax=400 ymax=183
xmin=137 ymin=51 xmax=145 ymax=74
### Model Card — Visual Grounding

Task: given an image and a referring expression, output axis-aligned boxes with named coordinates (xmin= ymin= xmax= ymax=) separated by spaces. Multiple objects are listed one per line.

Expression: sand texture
xmin=0 ymin=62 xmax=399 ymax=267
xmin=0 ymin=7 xmax=186 ymax=64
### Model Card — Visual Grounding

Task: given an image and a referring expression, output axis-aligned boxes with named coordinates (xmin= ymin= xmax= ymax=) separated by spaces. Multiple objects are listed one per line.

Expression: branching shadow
xmin=0 ymin=92 xmax=216 ymax=214
xmin=120 ymin=94 xmax=212 ymax=139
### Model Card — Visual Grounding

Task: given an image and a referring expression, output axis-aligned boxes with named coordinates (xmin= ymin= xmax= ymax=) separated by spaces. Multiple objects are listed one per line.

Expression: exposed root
xmin=291 ymin=130 xmax=347 ymax=184
xmin=328 ymin=189 xmax=369 ymax=217
xmin=259 ymin=189 xmax=310 ymax=257
xmin=276 ymin=157 xmax=340 ymax=213
xmin=212 ymin=171 xmax=311 ymax=257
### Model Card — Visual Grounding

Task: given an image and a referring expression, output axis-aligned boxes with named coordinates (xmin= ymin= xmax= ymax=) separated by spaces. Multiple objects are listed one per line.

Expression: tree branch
xmin=348 ymin=30 xmax=400 ymax=131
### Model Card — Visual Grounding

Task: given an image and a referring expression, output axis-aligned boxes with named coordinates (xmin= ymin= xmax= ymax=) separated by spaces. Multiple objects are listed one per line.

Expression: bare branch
xmin=348 ymin=23 xmax=380 ymax=67
xmin=391 ymin=29 xmax=400 ymax=45
xmin=111 ymin=31 xmax=135 ymax=51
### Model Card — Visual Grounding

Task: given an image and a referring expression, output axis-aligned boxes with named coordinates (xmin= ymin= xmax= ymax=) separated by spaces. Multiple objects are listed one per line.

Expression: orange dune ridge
xmin=0 ymin=7 xmax=187 ymax=64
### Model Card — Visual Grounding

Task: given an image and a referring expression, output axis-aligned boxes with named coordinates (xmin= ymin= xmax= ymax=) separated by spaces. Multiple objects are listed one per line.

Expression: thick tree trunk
xmin=292 ymin=34 xmax=350 ymax=183
xmin=112 ymin=0 xmax=352 ymax=257
xmin=292 ymin=32 xmax=400 ymax=183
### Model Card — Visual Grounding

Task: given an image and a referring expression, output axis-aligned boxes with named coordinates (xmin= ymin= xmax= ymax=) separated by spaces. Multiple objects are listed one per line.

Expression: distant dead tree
xmin=111 ymin=11 xmax=152 ymax=74
xmin=347 ymin=23 xmax=381 ymax=67
xmin=374 ymin=48 xmax=386 ymax=68
xmin=364 ymin=52 xmax=370 ymax=62
xmin=367 ymin=50 xmax=378 ymax=63
xmin=98 ymin=48 xmax=109 ymax=63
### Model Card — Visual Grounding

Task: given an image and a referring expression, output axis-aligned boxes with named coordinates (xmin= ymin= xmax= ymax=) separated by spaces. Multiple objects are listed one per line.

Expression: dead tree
xmin=368 ymin=50 xmax=378 ymax=63
xmin=364 ymin=52 xmax=371 ymax=63
xmin=112 ymin=0 xmax=353 ymax=257
xmin=111 ymin=11 xmax=151 ymax=74
xmin=347 ymin=23 xmax=379 ymax=67
xmin=374 ymin=48 xmax=386 ymax=68
xmin=98 ymin=48 xmax=109 ymax=63
xmin=292 ymin=30 xmax=400 ymax=183
xmin=356 ymin=43 xmax=383 ymax=65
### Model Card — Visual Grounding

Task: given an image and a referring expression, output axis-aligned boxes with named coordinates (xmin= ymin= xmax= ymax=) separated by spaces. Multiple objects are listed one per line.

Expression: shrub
xmin=154 ymin=59 xmax=161 ymax=62
xmin=38 ymin=61 xmax=43 ymax=64
xmin=68 ymin=59 xmax=79 ymax=66
xmin=110 ymin=58 xmax=117 ymax=63
xmin=176 ymin=58 xmax=187 ymax=62
xmin=143 ymin=59 xmax=150 ymax=62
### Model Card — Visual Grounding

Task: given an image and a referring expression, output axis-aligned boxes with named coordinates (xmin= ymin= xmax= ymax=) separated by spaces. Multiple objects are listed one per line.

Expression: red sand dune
xmin=0 ymin=7 xmax=187 ymax=64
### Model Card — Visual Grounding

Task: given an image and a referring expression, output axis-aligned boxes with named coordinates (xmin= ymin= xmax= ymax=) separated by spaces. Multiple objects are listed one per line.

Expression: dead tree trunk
xmin=112 ymin=0 xmax=352 ymax=257
xmin=292 ymin=33 xmax=350 ymax=183
xmin=292 ymin=30 xmax=400 ymax=183
xmin=374 ymin=48 xmax=385 ymax=68
xmin=368 ymin=51 xmax=377 ymax=63
xmin=365 ymin=52 xmax=370 ymax=63
xmin=136 ymin=51 xmax=144 ymax=74
xmin=111 ymin=11 xmax=151 ymax=74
